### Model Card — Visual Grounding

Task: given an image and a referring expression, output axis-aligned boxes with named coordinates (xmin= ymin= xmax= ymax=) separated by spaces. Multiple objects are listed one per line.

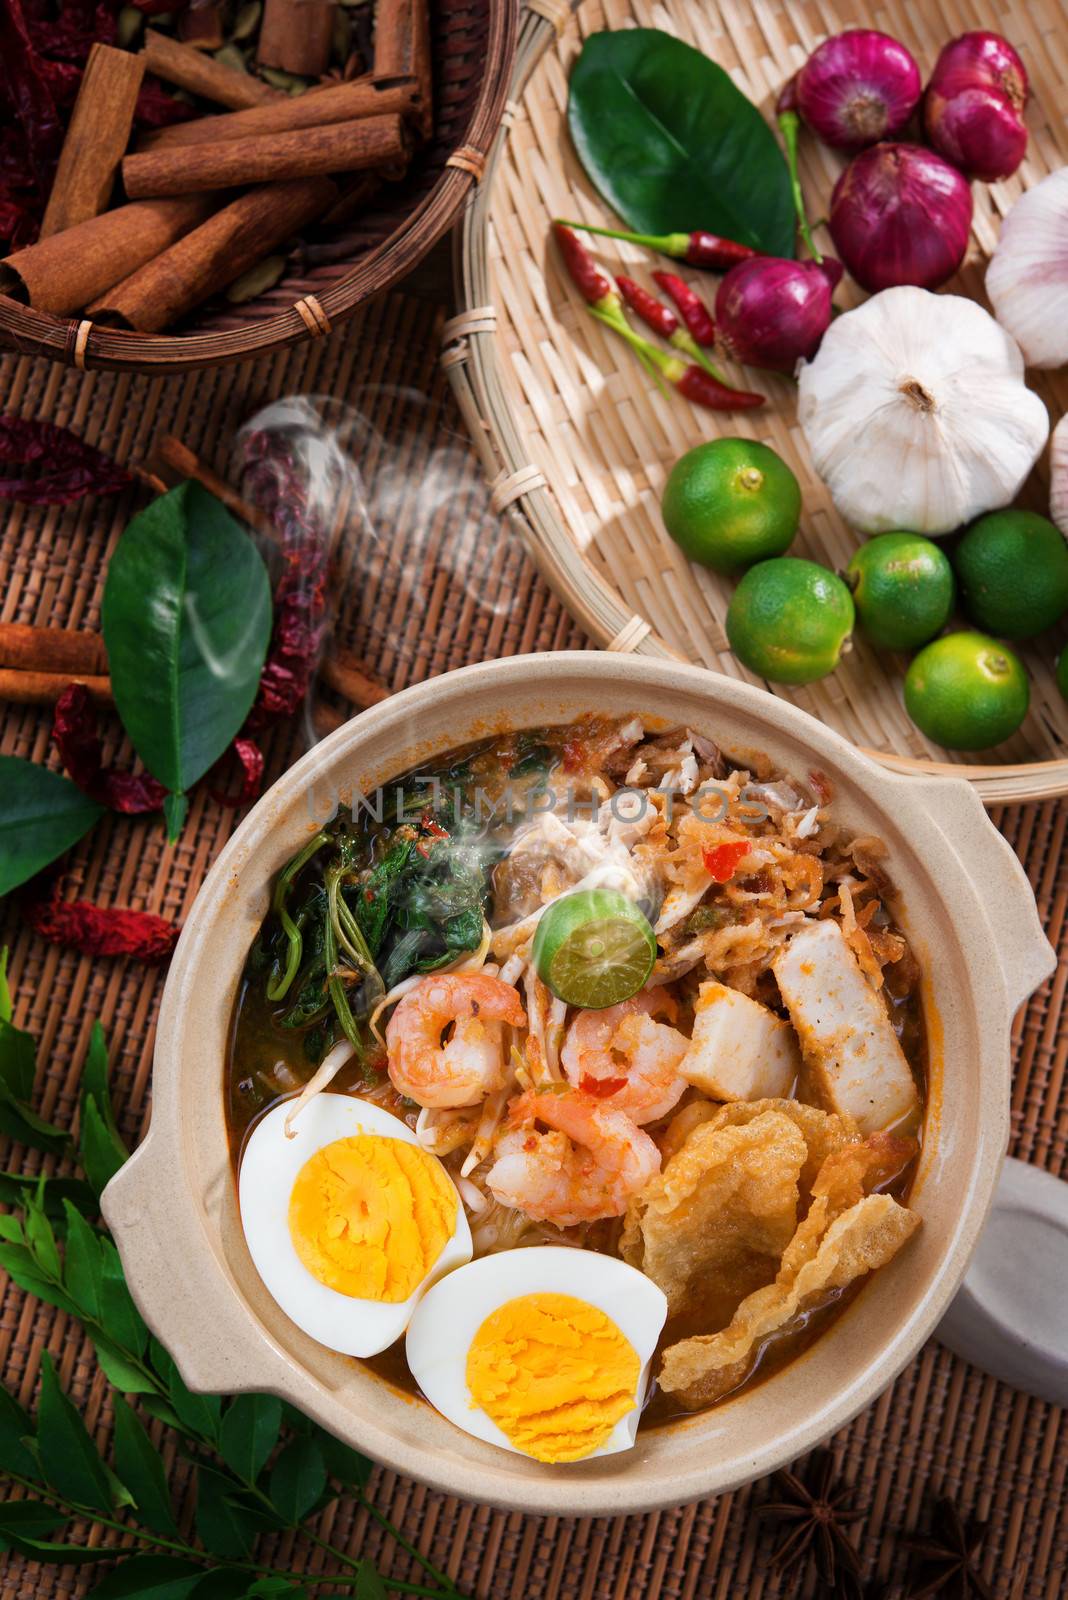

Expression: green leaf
xmin=0 ymin=1384 xmax=39 ymax=1479
xmin=219 ymin=1393 xmax=282 ymax=1484
xmin=101 ymin=482 xmax=273 ymax=823
xmin=81 ymin=1095 xmax=127 ymax=1199
xmin=194 ymin=1466 xmax=269 ymax=1559
xmin=91 ymin=1334 xmax=158 ymax=1395
xmin=0 ymin=994 xmax=69 ymax=1156
xmin=163 ymin=791 xmax=189 ymax=844
xmin=0 ymin=1014 xmax=34 ymax=1101
xmin=83 ymin=1022 xmax=128 ymax=1156
xmin=98 ymin=1236 xmax=149 ymax=1355
xmin=354 ymin=1562 xmax=388 ymax=1600
xmin=268 ymin=1435 xmax=327 ymax=1524
xmin=150 ymin=1339 xmax=222 ymax=1443
xmin=0 ymin=757 xmax=104 ymax=897
xmin=36 ymin=1351 xmax=116 ymax=1515
xmin=61 ymin=1199 xmax=103 ymax=1319
xmin=111 ymin=1392 xmax=178 ymax=1536
xmin=0 ymin=1500 xmax=67 ymax=1538
xmin=0 ymin=1086 xmax=69 ymax=1155
xmin=316 ymin=1426 xmax=373 ymax=1490
xmin=0 ymin=1171 xmax=96 ymax=1219
xmin=567 ymin=28 xmax=795 ymax=257
xmin=23 ymin=1195 xmax=61 ymax=1277
xmin=90 ymin=1555 xmax=206 ymax=1599
xmin=191 ymin=1571 xmax=261 ymax=1600
xmin=0 ymin=1242 xmax=78 ymax=1315
xmin=244 ymin=1583 xmax=310 ymax=1599
xmin=0 ymin=949 xmax=10 ymax=1022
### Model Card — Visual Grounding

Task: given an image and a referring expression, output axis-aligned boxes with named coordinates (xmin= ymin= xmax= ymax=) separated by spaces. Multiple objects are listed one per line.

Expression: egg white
xmin=405 ymin=1246 xmax=668 ymax=1461
xmin=239 ymin=1092 xmax=472 ymax=1357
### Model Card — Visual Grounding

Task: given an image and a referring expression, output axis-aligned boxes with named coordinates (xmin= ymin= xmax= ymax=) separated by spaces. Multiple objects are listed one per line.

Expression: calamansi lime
xmin=955 ymin=510 xmax=1068 ymax=640
xmin=904 ymin=631 xmax=1029 ymax=749
xmin=846 ymin=532 xmax=955 ymax=652
xmin=532 ymin=889 xmax=656 ymax=1010
xmin=726 ymin=557 xmax=854 ymax=684
xmin=661 ymin=438 xmax=801 ymax=575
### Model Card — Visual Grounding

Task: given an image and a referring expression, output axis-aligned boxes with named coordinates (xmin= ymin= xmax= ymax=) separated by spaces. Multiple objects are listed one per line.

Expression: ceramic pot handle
xmin=903 ymin=776 xmax=1055 ymax=1013
xmin=102 ymin=1132 xmax=287 ymax=1397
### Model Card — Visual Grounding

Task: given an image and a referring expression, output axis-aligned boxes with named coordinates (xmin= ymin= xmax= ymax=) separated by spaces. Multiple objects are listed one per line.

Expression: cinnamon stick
xmin=374 ymin=0 xmax=432 ymax=139
xmin=321 ymin=652 xmax=389 ymax=707
xmin=40 ymin=44 xmax=146 ymax=239
xmin=143 ymin=28 xmax=283 ymax=109
xmin=0 ymin=669 xmax=112 ymax=707
xmin=0 ymin=195 xmax=218 ymax=315
xmin=258 ymin=0 xmax=337 ymax=77
xmin=88 ymin=176 xmax=338 ymax=332
xmin=136 ymin=76 xmax=421 ymax=150
xmin=178 ymin=1 xmax=225 ymax=49
xmin=0 ymin=624 xmax=107 ymax=676
xmin=123 ymin=114 xmax=407 ymax=199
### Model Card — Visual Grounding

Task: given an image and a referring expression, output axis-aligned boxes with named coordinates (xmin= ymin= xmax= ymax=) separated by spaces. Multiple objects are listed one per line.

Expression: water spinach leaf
xmin=102 ymin=482 xmax=272 ymax=840
xmin=568 ymin=28 xmax=796 ymax=258
xmin=0 ymin=757 xmax=104 ymax=897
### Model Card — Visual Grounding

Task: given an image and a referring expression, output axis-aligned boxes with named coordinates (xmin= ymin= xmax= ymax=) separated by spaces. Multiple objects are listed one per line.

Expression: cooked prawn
xmin=560 ymin=990 xmax=689 ymax=1124
xmin=485 ymin=1087 xmax=660 ymax=1226
xmin=386 ymin=973 xmax=526 ymax=1109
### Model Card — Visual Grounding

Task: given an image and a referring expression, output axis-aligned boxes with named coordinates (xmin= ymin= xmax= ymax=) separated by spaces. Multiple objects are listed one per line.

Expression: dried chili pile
xmin=22 ymin=887 xmax=179 ymax=962
xmin=0 ymin=415 xmax=132 ymax=505
xmin=52 ymin=683 xmax=166 ymax=814
xmin=0 ymin=0 xmax=192 ymax=250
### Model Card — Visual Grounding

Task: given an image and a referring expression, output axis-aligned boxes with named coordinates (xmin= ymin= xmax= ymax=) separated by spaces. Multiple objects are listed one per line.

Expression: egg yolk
xmin=465 ymin=1292 xmax=641 ymax=1463
xmin=288 ymin=1135 xmax=457 ymax=1303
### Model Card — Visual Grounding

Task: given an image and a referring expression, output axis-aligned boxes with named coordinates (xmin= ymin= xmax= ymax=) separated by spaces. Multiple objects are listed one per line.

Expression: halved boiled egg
xmin=239 ymin=1092 xmax=471 ymax=1356
xmin=405 ymin=1246 xmax=667 ymax=1464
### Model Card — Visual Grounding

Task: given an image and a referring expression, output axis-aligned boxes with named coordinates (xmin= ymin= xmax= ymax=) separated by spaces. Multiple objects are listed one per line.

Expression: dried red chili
xmin=239 ymin=429 xmax=331 ymax=728
xmin=208 ymin=735 xmax=265 ymax=808
xmin=52 ymin=683 xmax=167 ymax=814
xmin=22 ymin=890 xmax=179 ymax=962
xmin=702 ymin=840 xmax=751 ymax=882
xmin=135 ymin=76 xmax=198 ymax=130
xmin=0 ymin=416 xmax=132 ymax=505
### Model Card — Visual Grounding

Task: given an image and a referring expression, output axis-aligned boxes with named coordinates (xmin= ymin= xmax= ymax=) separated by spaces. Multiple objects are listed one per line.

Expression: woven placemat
xmin=0 ymin=292 xmax=1064 ymax=1600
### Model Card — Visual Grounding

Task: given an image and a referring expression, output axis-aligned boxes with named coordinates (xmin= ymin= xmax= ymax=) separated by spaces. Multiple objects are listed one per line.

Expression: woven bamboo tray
xmin=1 ymin=297 xmax=1065 ymax=1600
xmin=445 ymin=0 xmax=1068 ymax=804
xmin=0 ymin=0 xmax=516 ymax=375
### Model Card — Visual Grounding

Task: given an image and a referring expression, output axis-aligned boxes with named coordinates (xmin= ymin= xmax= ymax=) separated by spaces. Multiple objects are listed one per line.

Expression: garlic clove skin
xmin=797 ymin=287 xmax=1048 ymax=536
xmin=987 ymin=168 xmax=1068 ymax=369
xmin=1050 ymin=414 xmax=1068 ymax=540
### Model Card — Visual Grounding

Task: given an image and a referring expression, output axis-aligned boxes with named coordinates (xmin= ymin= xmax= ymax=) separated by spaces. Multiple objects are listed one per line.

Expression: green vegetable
xmin=568 ymin=29 xmax=796 ymax=259
xmin=102 ymin=482 xmax=273 ymax=841
xmin=0 ymin=757 xmax=104 ymax=898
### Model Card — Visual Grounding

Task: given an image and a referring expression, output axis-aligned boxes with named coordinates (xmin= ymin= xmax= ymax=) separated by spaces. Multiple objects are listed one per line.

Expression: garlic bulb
xmin=987 ymin=168 xmax=1068 ymax=368
xmin=1050 ymin=414 xmax=1068 ymax=539
xmin=797 ymin=287 xmax=1048 ymax=536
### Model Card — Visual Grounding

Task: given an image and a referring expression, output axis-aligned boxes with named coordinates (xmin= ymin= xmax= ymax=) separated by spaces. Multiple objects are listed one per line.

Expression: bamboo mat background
xmin=0 ymin=292 xmax=1065 ymax=1599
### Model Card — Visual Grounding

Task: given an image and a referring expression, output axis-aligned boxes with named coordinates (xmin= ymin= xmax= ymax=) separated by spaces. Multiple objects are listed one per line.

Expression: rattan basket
xmin=445 ymin=0 xmax=1068 ymax=804
xmin=0 ymin=0 xmax=517 ymax=375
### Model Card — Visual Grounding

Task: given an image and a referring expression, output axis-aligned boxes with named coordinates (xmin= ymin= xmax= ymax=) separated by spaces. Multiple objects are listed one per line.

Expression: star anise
xmin=902 ymin=1497 xmax=994 ymax=1600
xmin=755 ymin=1449 xmax=867 ymax=1596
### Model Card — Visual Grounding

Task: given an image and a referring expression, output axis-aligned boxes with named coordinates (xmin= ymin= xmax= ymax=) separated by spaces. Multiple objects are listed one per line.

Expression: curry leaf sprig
xmin=0 ymin=961 xmax=468 ymax=1600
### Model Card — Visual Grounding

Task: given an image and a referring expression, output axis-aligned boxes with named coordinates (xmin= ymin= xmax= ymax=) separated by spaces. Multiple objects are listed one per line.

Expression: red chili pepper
xmin=580 ymin=1074 xmax=630 ymax=1099
xmin=52 ymin=683 xmax=167 ymax=815
xmin=616 ymin=274 xmax=678 ymax=340
xmin=554 ymin=219 xmax=758 ymax=272
xmin=0 ymin=416 xmax=131 ymax=506
xmin=208 ymin=736 xmax=265 ymax=807
xmin=674 ymin=366 xmax=765 ymax=411
xmin=22 ymin=892 xmax=180 ymax=962
xmin=701 ymin=840 xmax=751 ymax=882
xmin=652 ymin=272 xmax=717 ymax=346
xmin=553 ymin=223 xmax=619 ymax=311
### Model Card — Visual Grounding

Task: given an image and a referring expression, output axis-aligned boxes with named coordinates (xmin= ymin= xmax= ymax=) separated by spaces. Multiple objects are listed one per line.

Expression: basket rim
xmin=443 ymin=0 xmax=1068 ymax=808
xmin=0 ymin=0 xmax=519 ymax=375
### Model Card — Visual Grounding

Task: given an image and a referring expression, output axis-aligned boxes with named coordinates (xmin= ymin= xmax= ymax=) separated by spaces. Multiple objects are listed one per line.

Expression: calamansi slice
xmin=532 ymin=889 xmax=656 ymax=1010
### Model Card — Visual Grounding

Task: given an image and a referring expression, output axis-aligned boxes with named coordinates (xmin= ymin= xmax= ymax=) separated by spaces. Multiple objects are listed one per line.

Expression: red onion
xmin=715 ymin=257 xmax=842 ymax=371
xmin=829 ymin=144 xmax=973 ymax=292
xmin=795 ymin=29 xmax=921 ymax=151
xmin=924 ymin=32 xmax=1029 ymax=180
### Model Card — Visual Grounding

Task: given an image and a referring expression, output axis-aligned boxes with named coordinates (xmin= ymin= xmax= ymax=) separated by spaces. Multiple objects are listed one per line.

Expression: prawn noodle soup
xmin=228 ymin=716 xmax=926 ymax=1459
